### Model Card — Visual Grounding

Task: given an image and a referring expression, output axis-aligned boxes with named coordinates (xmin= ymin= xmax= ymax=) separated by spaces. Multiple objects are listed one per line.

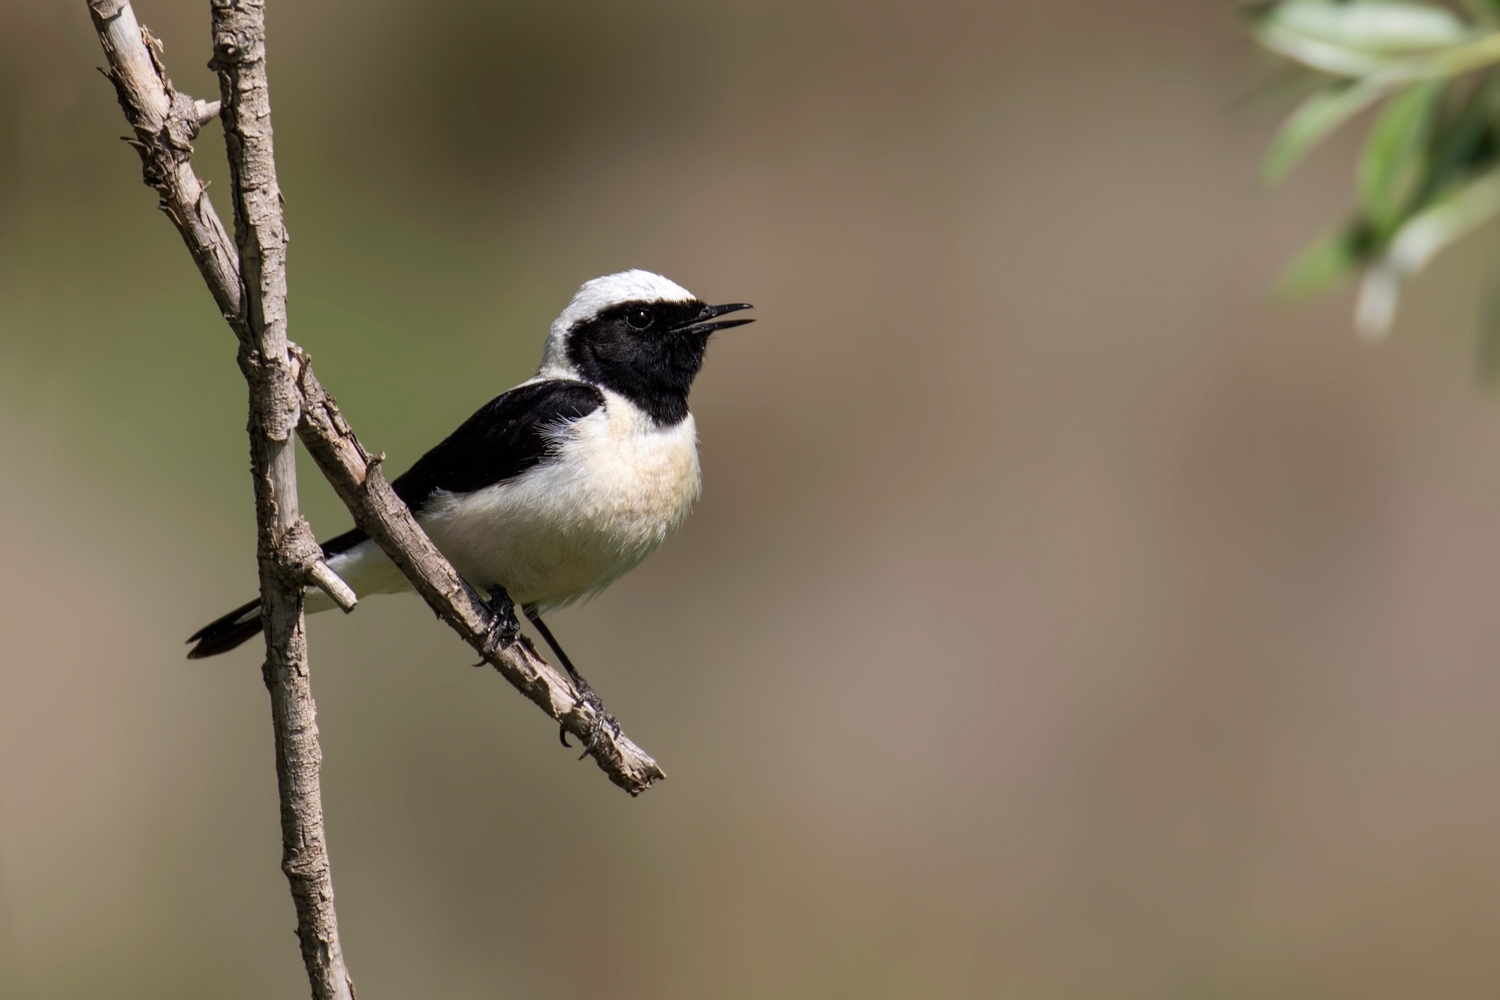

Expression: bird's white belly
xmin=418 ymin=401 xmax=701 ymax=609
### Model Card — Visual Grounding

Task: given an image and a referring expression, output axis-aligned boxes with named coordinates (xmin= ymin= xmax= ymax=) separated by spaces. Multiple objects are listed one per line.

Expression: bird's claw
xmin=473 ymin=587 xmax=520 ymax=665
xmin=558 ymin=680 xmax=619 ymax=759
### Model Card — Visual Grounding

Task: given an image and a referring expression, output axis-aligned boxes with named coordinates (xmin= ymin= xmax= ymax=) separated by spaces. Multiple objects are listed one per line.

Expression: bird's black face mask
xmin=565 ymin=300 xmax=753 ymax=425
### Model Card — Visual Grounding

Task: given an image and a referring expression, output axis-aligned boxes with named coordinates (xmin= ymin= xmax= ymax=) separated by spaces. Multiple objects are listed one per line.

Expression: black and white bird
xmin=187 ymin=269 xmax=753 ymax=690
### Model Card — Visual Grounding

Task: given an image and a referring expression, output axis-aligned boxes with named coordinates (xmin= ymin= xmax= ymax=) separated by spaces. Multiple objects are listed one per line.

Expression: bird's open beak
xmin=673 ymin=302 xmax=755 ymax=336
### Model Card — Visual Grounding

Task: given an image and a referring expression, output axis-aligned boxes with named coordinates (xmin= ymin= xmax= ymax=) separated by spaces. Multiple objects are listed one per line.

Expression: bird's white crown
xmin=538 ymin=270 xmax=697 ymax=378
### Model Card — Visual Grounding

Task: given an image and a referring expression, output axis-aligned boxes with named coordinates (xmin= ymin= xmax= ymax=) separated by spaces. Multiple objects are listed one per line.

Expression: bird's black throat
xmin=564 ymin=300 xmax=715 ymax=425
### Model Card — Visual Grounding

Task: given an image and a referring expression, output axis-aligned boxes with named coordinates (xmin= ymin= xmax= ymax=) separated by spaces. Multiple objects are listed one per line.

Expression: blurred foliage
xmin=1247 ymin=0 xmax=1500 ymax=341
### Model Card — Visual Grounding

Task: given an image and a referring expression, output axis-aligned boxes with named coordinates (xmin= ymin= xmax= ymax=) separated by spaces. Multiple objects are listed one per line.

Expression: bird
xmin=187 ymin=269 xmax=753 ymax=729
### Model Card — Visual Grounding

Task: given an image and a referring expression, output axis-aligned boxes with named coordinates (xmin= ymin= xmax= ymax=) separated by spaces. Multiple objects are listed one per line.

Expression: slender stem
xmin=207 ymin=2 xmax=354 ymax=998
xmin=309 ymin=559 xmax=359 ymax=612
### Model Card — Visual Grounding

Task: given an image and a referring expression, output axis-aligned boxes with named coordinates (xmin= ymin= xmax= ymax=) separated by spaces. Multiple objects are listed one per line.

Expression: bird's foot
xmin=558 ymin=674 xmax=620 ymax=760
xmin=474 ymin=587 xmax=521 ymax=664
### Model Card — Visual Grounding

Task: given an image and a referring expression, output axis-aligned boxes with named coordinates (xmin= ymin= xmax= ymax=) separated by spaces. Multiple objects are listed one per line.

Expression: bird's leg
xmin=476 ymin=585 xmax=521 ymax=662
xmin=522 ymin=606 xmax=580 ymax=679
xmin=523 ymin=605 xmax=619 ymax=758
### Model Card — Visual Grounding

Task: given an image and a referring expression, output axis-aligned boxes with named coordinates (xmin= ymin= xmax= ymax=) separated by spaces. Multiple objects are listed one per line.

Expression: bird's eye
xmin=625 ymin=307 xmax=653 ymax=331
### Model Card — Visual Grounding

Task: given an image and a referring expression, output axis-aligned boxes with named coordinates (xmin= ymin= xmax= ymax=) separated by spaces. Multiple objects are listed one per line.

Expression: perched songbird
xmin=188 ymin=269 xmax=753 ymax=696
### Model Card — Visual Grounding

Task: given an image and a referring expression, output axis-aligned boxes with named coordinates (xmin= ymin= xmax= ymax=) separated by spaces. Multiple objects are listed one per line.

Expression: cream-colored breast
xmin=417 ymin=391 xmax=702 ymax=610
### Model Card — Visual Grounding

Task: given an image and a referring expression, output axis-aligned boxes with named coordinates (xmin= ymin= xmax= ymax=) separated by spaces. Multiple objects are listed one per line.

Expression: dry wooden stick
xmin=206 ymin=1 xmax=355 ymax=997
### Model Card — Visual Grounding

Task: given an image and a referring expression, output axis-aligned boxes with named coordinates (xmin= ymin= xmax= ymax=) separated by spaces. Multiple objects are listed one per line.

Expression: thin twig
xmin=207 ymin=1 xmax=355 ymax=997
xmin=308 ymin=559 xmax=359 ymax=612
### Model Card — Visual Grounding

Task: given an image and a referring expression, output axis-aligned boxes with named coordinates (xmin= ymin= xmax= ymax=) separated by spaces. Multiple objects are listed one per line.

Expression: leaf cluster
xmin=1249 ymin=0 xmax=1500 ymax=338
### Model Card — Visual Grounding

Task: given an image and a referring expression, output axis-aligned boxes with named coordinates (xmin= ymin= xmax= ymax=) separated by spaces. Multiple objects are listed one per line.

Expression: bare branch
xmin=308 ymin=560 xmax=359 ymax=612
xmin=203 ymin=1 xmax=355 ymax=996
xmin=295 ymin=356 xmax=667 ymax=795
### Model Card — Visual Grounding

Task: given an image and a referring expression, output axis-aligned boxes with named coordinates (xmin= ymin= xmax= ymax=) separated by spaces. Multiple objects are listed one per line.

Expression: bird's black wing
xmin=320 ymin=379 xmax=605 ymax=557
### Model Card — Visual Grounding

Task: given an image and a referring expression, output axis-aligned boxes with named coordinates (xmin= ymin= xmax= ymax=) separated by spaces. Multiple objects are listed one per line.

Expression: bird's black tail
xmin=186 ymin=599 xmax=263 ymax=659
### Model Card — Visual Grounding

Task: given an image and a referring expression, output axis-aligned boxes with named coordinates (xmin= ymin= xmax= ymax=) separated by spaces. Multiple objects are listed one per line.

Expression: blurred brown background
xmin=4 ymin=0 xmax=1500 ymax=997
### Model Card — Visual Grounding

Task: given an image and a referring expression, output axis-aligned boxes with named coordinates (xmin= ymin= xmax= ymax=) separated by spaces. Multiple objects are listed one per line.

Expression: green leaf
xmin=1388 ymin=170 xmax=1500 ymax=271
xmin=1253 ymin=21 xmax=1400 ymax=75
xmin=1358 ymin=80 xmax=1443 ymax=232
xmin=1458 ymin=0 xmax=1500 ymax=28
xmin=1407 ymin=72 xmax=1500 ymax=207
xmin=1410 ymin=33 xmax=1500 ymax=87
xmin=1276 ymin=224 xmax=1367 ymax=298
xmin=1264 ymin=78 xmax=1393 ymax=184
xmin=1355 ymin=170 xmax=1500 ymax=335
xmin=1256 ymin=1 xmax=1475 ymax=56
xmin=1354 ymin=261 xmax=1405 ymax=336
